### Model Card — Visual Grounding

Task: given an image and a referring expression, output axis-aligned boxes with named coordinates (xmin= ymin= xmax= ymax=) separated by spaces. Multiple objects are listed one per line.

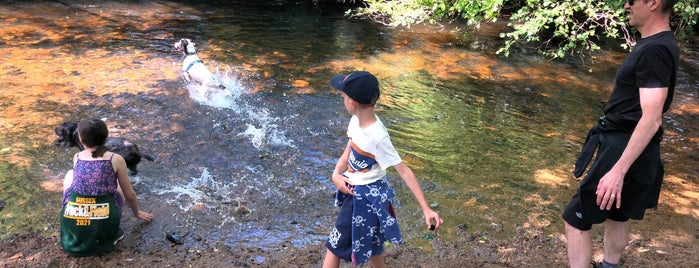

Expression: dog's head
xmin=174 ymin=38 xmax=196 ymax=55
xmin=54 ymin=121 xmax=80 ymax=148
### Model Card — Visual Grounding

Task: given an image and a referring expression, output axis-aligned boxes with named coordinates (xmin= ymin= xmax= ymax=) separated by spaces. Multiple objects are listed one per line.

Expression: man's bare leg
xmin=602 ymin=219 xmax=630 ymax=265
xmin=565 ymin=221 xmax=593 ymax=268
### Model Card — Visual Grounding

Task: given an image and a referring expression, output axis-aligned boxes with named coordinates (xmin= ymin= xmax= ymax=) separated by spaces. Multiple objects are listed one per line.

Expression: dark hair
xmin=662 ymin=0 xmax=678 ymax=14
xmin=77 ymin=118 xmax=109 ymax=158
xmin=358 ymin=94 xmax=380 ymax=107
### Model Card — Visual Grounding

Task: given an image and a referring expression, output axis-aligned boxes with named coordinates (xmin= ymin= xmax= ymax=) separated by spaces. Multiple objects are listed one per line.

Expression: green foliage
xmin=346 ymin=0 xmax=698 ymax=59
xmin=351 ymin=0 xmax=505 ymax=27
xmin=672 ymin=0 xmax=699 ymax=41
xmin=349 ymin=0 xmax=434 ymax=26
xmin=498 ymin=0 xmax=631 ymax=59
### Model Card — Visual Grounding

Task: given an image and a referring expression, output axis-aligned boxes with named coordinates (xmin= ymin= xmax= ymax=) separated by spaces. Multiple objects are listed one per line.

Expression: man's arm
xmin=596 ymin=87 xmax=667 ymax=210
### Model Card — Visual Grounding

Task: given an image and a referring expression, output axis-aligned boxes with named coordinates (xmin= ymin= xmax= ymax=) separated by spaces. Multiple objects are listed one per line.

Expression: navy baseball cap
xmin=330 ymin=71 xmax=380 ymax=105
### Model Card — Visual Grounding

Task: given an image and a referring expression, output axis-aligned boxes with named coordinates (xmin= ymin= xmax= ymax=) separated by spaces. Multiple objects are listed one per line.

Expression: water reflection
xmin=0 ymin=0 xmax=696 ymax=253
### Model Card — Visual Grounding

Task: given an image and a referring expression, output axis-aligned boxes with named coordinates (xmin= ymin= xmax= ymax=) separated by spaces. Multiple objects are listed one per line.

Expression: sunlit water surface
xmin=1 ymin=0 xmax=697 ymax=255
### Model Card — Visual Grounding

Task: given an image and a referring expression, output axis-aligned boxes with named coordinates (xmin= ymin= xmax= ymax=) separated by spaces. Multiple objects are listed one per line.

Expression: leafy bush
xmin=346 ymin=0 xmax=698 ymax=59
xmin=498 ymin=1 xmax=631 ymax=59
xmin=352 ymin=0 xmax=505 ymax=27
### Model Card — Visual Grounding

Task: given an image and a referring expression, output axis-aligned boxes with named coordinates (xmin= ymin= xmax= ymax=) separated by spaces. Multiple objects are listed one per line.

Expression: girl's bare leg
xmin=63 ymin=169 xmax=74 ymax=193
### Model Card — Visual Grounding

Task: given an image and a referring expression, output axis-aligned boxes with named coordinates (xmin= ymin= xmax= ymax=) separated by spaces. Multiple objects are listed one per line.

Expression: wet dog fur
xmin=54 ymin=121 xmax=154 ymax=175
xmin=174 ymin=38 xmax=226 ymax=96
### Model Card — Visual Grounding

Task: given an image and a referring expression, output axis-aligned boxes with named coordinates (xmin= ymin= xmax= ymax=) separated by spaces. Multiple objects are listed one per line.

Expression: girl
xmin=60 ymin=118 xmax=153 ymax=257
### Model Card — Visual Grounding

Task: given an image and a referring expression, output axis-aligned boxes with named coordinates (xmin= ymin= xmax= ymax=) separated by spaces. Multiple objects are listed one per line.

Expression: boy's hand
xmin=424 ymin=209 xmax=443 ymax=231
xmin=332 ymin=173 xmax=354 ymax=195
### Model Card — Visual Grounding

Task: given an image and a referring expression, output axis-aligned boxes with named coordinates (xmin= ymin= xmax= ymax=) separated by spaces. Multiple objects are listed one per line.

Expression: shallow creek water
xmin=0 ymin=0 xmax=697 ymax=254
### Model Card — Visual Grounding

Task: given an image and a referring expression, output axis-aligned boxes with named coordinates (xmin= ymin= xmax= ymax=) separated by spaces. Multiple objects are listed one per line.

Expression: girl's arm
xmin=113 ymin=153 xmax=154 ymax=221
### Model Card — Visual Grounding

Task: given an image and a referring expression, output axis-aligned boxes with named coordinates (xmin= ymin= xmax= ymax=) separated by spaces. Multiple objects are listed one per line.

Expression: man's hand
xmin=596 ymin=169 xmax=624 ymax=210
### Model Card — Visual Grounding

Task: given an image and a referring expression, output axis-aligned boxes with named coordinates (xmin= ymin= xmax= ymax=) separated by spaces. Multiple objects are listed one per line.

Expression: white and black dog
xmin=54 ymin=122 xmax=154 ymax=175
xmin=174 ymin=38 xmax=226 ymax=94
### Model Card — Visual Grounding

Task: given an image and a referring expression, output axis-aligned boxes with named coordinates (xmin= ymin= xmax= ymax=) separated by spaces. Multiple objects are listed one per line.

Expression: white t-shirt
xmin=343 ymin=115 xmax=402 ymax=185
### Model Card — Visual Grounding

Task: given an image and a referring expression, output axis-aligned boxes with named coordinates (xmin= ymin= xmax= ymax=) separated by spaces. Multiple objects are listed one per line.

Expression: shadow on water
xmin=1 ymin=0 xmax=697 ymax=254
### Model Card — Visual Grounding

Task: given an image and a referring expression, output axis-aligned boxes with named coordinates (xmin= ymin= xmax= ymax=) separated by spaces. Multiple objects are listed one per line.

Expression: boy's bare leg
xmin=565 ymin=221 xmax=593 ymax=268
xmin=322 ymin=249 xmax=340 ymax=268
xmin=603 ymin=219 xmax=630 ymax=264
xmin=367 ymin=254 xmax=386 ymax=268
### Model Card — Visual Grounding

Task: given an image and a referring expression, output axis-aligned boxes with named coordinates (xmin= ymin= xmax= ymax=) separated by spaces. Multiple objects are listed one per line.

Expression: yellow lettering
xmin=90 ymin=205 xmax=110 ymax=218
xmin=75 ymin=197 xmax=96 ymax=204
xmin=64 ymin=202 xmax=110 ymax=220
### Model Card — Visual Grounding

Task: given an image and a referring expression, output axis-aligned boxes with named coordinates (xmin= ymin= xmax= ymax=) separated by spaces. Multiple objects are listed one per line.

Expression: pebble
xmin=166 ymin=232 xmax=184 ymax=244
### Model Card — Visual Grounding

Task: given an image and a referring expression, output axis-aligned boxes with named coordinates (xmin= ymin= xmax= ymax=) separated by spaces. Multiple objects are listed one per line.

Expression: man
xmin=561 ymin=0 xmax=679 ymax=267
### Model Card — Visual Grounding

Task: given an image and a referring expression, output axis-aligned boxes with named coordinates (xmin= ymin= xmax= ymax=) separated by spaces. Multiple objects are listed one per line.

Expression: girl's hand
xmin=136 ymin=211 xmax=154 ymax=222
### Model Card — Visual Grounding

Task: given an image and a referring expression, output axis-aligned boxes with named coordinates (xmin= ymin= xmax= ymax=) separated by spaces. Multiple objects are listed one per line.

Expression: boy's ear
xmin=349 ymin=98 xmax=364 ymax=108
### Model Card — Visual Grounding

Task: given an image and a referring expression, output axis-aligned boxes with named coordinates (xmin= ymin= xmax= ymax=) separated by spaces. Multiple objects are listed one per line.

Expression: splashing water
xmin=151 ymin=169 xmax=250 ymax=228
xmin=185 ymin=69 xmax=243 ymax=109
xmin=184 ymin=68 xmax=296 ymax=150
xmin=153 ymin=169 xmax=222 ymax=212
xmin=154 ymin=169 xmax=235 ymax=211
xmin=238 ymin=110 xmax=297 ymax=150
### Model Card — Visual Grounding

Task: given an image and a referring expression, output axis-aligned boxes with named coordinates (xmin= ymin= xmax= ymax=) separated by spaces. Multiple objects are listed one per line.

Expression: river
xmin=0 ymin=0 xmax=696 ymax=254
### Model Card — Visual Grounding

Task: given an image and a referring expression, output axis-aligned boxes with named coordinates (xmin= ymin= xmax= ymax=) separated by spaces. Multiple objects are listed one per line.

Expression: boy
xmin=323 ymin=71 xmax=443 ymax=267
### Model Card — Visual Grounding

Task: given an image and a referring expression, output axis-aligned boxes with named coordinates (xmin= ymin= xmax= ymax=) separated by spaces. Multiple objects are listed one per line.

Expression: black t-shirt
xmin=604 ymin=31 xmax=679 ymax=122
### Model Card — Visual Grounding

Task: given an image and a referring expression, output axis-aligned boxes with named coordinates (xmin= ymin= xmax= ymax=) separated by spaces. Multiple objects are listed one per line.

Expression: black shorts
xmin=562 ymin=131 xmax=664 ymax=231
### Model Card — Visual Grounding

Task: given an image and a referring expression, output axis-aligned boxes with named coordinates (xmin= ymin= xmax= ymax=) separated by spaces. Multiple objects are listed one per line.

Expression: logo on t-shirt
xmin=64 ymin=199 xmax=110 ymax=226
xmin=347 ymin=143 xmax=377 ymax=173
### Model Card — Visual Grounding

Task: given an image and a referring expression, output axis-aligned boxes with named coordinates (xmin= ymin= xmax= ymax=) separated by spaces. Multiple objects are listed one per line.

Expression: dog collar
xmin=184 ymin=59 xmax=204 ymax=73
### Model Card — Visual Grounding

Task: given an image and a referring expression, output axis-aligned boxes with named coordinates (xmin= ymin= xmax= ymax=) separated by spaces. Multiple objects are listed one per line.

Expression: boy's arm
xmin=394 ymin=162 xmax=443 ymax=230
xmin=332 ymin=140 xmax=354 ymax=195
